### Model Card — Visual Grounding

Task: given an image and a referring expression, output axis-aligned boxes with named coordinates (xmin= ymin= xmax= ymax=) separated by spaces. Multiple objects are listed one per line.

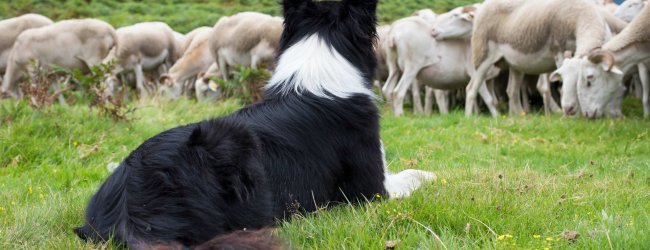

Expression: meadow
xmin=1 ymin=0 xmax=650 ymax=249
xmin=1 ymin=97 xmax=649 ymax=249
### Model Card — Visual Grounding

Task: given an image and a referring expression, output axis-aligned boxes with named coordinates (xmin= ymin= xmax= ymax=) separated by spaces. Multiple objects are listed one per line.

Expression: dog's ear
xmin=188 ymin=120 xmax=258 ymax=202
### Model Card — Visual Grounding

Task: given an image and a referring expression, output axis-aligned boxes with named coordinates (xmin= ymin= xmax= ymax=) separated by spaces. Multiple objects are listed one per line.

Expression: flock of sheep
xmin=0 ymin=0 xmax=648 ymax=119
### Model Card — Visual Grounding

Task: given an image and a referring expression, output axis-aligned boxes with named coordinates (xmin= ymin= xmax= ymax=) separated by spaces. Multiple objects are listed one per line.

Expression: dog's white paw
xmin=384 ymin=169 xmax=437 ymax=199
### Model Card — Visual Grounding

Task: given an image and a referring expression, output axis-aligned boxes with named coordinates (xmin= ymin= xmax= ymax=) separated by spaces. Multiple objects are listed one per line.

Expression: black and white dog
xmin=75 ymin=0 xmax=434 ymax=248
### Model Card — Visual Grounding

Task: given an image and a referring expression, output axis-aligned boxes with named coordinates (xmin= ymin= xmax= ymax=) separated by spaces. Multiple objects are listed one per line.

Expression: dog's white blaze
xmin=266 ymin=34 xmax=375 ymax=99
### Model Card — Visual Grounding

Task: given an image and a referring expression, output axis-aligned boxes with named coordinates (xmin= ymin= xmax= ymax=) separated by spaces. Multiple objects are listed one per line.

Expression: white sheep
xmin=103 ymin=22 xmax=180 ymax=98
xmin=159 ymin=27 xmax=214 ymax=100
xmin=385 ymin=5 xmax=501 ymax=116
xmin=0 ymin=14 xmax=53 ymax=84
xmin=1 ymin=19 xmax=117 ymax=99
xmin=575 ymin=4 xmax=650 ymax=118
xmin=468 ymin=0 xmax=615 ymax=117
xmin=209 ymin=12 xmax=283 ymax=81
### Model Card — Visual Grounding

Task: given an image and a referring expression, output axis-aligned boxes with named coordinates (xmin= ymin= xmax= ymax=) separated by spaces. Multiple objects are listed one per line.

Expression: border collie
xmin=75 ymin=0 xmax=435 ymax=248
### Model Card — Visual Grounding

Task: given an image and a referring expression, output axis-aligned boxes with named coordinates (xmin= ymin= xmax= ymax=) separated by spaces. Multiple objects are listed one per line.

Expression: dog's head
xmin=279 ymin=0 xmax=378 ymax=80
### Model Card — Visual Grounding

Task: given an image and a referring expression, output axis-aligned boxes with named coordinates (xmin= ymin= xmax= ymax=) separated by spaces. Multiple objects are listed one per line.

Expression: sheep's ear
xmin=461 ymin=13 xmax=474 ymax=22
xmin=549 ymin=70 xmax=562 ymax=82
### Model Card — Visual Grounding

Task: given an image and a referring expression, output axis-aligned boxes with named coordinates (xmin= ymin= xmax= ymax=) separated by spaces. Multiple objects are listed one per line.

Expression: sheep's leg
xmin=478 ymin=80 xmax=499 ymax=117
xmin=382 ymin=47 xmax=400 ymax=102
xmin=391 ymin=67 xmax=418 ymax=117
xmin=522 ymin=82 xmax=530 ymax=112
xmin=218 ymin=54 xmax=229 ymax=81
xmin=411 ymin=80 xmax=423 ymax=115
xmin=424 ymin=87 xmax=434 ymax=116
xmin=434 ymin=89 xmax=450 ymax=115
xmin=134 ymin=63 xmax=148 ymax=98
xmin=507 ymin=69 xmax=525 ymax=115
xmin=639 ymin=63 xmax=650 ymax=118
xmin=466 ymin=55 xmax=499 ymax=117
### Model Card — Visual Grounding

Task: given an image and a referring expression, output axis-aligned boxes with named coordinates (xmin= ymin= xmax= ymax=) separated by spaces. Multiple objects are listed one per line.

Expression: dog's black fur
xmin=75 ymin=0 xmax=384 ymax=248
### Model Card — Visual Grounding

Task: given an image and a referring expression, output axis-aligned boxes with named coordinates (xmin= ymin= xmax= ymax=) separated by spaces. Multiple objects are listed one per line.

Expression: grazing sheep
xmin=160 ymin=27 xmax=214 ymax=100
xmin=385 ymin=5 xmax=501 ymax=116
xmin=468 ymin=0 xmax=615 ymax=117
xmin=209 ymin=12 xmax=283 ymax=81
xmin=104 ymin=22 xmax=180 ymax=98
xmin=1 ymin=19 xmax=116 ymax=99
xmin=576 ymin=4 xmax=650 ymax=118
xmin=0 ymin=14 xmax=53 ymax=84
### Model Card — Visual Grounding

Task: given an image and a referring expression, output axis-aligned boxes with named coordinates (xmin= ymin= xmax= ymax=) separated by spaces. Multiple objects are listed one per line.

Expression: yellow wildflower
xmin=441 ymin=179 xmax=448 ymax=185
xmin=0 ymin=207 xmax=5 ymax=212
xmin=497 ymin=235 xmax=506 ymax=241
xmin=28 ymin=186 xmax=32 ymax=194
xmin=544 ymin=248 xmax=551 ymax=250
xmin=546 ymin=237 xmax=554 ymax=241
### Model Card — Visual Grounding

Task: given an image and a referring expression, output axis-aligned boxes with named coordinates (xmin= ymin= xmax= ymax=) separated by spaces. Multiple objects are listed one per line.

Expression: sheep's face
xmin=158 ymin=78 xmax=183 ymax=100
xmin=431 ymin=9 xmax=473 ymax=40
xmin=576 ymin=58 xmax=624 ymax=119
xmin=550 ymin=58 xmax=582 ymax=116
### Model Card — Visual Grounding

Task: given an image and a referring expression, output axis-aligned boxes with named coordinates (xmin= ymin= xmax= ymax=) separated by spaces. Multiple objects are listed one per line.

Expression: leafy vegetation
xmin=0 ymin=0 xmax=480 ymax=32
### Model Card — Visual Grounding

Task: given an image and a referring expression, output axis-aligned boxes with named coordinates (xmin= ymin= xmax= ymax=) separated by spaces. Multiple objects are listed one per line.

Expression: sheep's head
xmin=431 ymin=5 xmax=476 ymax=40
xmin=577 ymin=50 xmax=624 ymax=119
xmin=158 ymin=74 xmax=183 ymax=100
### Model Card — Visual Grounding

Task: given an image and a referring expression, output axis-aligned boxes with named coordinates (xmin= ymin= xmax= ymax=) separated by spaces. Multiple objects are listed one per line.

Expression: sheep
xmin=381 ymin=10 xmax=438 ymax=115
xmin=159 ymin=27 xmax=214 ymax=100
xmin=574 ymin=4 xmax=650 ymax=118
xmin=0 ymin=13 xmax=53 ymax=85
xmin=467 ymin=0 xmax=615 ymax=117
xmin=209 ymin=12 xmax=283 ymax=81
xmin=1 ymin=19 xmax=117 ymax=99
xmin=384 ymin=5 xmax=501 ymax=116
xmin=615 ymin=0 xmax=647 ymax=22
xmin=104 ymin=22 xmax=180 ymax=98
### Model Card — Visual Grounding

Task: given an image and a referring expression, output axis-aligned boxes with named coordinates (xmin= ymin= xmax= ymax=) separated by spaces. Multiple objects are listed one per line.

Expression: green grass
xmin=1 ymin=98 xmax=649 ymax=249
xmin=0 ymin=0 xmax=480 ymax=32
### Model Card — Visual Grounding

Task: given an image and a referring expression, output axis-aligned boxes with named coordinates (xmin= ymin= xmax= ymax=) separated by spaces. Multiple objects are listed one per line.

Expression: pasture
xmin=1 ymin=0 xmax=650 ymax=249
xmin=1 ymin=98 xmax=649 ymax=249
